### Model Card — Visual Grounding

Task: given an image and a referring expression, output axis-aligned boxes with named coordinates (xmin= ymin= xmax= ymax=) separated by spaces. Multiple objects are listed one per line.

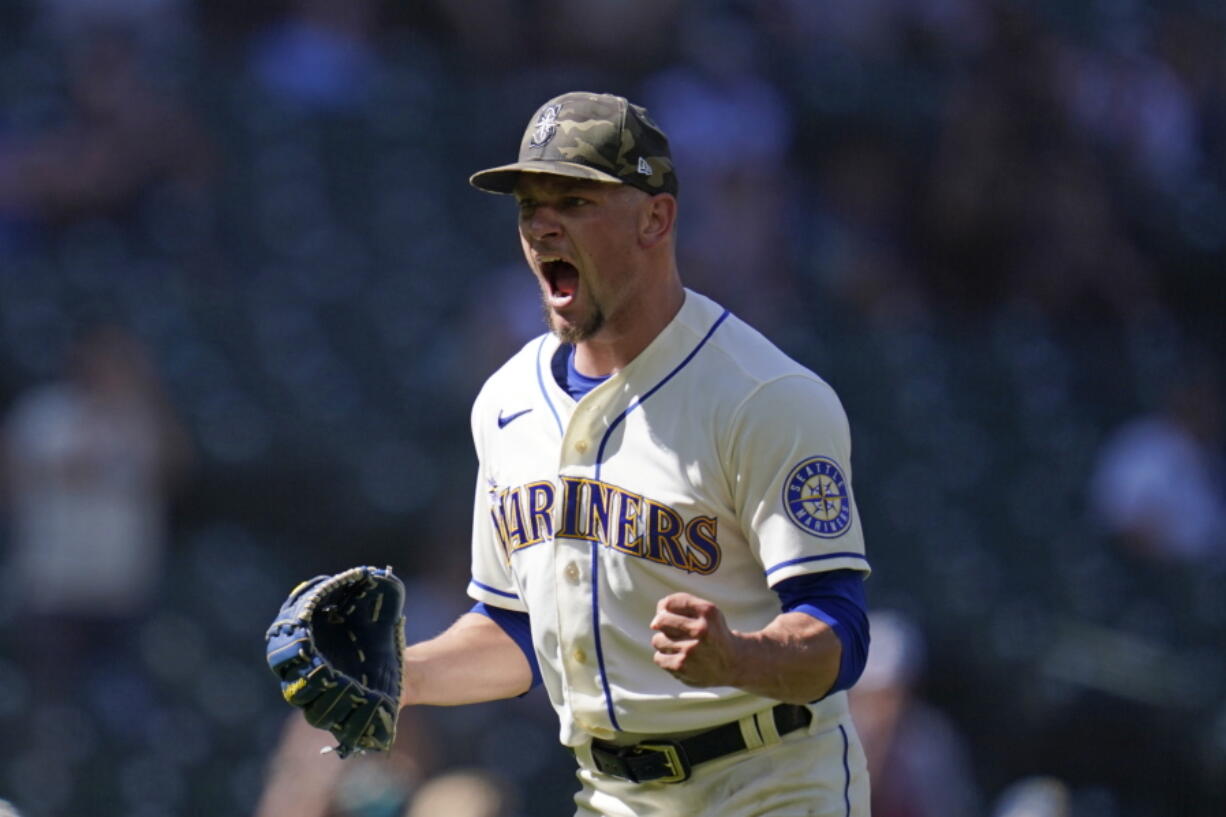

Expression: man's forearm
xmin=652 ymin=594 xmax=844 ymax=704
xmin=401 ymin=612 xmax=534 ymax=707
xmin=731 ymin=612 xmax=842 ymax=704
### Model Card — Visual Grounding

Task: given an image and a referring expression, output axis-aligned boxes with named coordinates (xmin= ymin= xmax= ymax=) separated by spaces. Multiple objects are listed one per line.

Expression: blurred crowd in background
xmin=0 ymin=0 xmax=1222 ymax=815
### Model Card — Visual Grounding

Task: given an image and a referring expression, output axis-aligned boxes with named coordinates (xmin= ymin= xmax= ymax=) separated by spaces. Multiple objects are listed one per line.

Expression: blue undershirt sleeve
xmin=470 ymin=601 xmax=542 ymax=693
xmin=772 ymin=569 xmax=870 ymax=700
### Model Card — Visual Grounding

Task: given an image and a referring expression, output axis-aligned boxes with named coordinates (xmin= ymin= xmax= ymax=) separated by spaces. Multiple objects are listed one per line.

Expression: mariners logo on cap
xmin=783 ymin=456 xmax=852 ymax=538
xmin=529 ymin=104 xmax=562 ymax=148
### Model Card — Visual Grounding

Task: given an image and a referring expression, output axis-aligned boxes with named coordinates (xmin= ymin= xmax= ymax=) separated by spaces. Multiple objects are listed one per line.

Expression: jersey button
xmin=571 ymin=647 xmax=587 ymax=664
xmin=564 ymin=562 xmax=580 ymax=583
xmin=574 ymin=440 xmax=590 ymax=454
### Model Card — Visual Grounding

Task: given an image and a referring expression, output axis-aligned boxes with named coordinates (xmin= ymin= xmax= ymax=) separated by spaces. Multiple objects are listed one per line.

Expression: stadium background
xmin=0 ymin=1 xmax=1222 ymax=816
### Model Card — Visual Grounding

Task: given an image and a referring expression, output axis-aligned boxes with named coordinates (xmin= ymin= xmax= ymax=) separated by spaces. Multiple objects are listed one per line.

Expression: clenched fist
xmin=649 ymin=592 xmax=744 ymax=688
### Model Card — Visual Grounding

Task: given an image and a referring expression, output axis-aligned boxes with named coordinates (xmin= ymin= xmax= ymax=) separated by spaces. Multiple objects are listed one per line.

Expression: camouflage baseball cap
xmin=470 ymin=92 xmax=678 ymax=197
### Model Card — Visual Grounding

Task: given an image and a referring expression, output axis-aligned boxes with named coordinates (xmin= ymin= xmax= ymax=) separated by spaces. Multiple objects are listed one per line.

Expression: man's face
xmin=514 ymin=175 xmax=648 ymax=344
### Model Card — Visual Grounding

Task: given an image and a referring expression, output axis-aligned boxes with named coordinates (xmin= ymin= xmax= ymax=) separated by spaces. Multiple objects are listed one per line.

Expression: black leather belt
xmin=588 ymin=703 xmax=812 ymax=784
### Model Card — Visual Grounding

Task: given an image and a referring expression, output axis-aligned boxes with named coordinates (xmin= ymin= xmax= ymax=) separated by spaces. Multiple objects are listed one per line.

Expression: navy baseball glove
xmin=265 ymin=566 xmax=406 ymax=758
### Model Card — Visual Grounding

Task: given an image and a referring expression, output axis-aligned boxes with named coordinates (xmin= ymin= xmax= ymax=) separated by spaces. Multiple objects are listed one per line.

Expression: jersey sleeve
xmin=726 ymin=374 xmax=870 ymax=585
xmin=466 ymin=388 xmax=529 ymax=612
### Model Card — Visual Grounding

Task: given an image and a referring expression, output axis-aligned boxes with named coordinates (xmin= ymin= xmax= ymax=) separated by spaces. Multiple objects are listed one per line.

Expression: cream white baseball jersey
xmin=466 ymin=289 xmax=870 ymax=748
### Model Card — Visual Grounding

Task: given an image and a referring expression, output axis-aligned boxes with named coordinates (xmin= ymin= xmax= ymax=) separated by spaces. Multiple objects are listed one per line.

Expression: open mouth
xmin=540 ymin=257 xmax=580 ymax=305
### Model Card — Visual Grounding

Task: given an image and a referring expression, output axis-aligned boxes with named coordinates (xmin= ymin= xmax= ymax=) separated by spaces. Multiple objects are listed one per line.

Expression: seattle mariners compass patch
xmin=783 ymin=456 xmax=852 ymax=538
xmin=529 ymin=104 xmax=562 ymax=148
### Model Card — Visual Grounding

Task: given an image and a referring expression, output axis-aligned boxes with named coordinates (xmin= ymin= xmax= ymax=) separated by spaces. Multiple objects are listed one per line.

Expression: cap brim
xmin=469 ymin=160 xmax=624 ymax=194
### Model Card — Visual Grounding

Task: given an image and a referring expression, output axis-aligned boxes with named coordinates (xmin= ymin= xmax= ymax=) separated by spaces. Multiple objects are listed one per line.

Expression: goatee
xmin=544 ymin=299 xmax=604 ymax=344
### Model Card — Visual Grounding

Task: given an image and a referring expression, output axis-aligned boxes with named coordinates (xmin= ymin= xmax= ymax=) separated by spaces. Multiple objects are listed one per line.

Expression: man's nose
xmin=522 ymin=206 xmax=562 ymax=241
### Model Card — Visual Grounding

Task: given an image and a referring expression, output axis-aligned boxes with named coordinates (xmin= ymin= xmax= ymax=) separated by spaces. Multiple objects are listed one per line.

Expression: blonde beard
xmin=544 ymin=298 xmax=605 ymax=344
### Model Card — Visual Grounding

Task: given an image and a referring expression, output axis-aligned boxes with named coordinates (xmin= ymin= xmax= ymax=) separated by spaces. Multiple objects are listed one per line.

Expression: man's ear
xmin=639 ymin=193 xmax=677 ymax=249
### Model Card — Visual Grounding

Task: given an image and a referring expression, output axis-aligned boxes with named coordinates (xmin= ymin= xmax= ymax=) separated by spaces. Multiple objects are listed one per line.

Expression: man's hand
xmin=649 ymin=593 xmax=744 ymax=688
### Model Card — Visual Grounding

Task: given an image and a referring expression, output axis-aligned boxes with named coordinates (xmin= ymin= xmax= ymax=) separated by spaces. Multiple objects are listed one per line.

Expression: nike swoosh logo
xmin=497 ymin=408 xmax=533 ymax=429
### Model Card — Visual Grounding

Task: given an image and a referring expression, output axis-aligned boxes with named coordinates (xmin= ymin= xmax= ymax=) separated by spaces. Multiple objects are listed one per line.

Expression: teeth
xmin=539 ymin=256 xmax=563 ymax=264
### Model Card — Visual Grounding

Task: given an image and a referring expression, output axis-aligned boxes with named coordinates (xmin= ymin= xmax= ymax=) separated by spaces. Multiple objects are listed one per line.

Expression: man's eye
xmin=563 ymin=197 xmax=588 ymax=208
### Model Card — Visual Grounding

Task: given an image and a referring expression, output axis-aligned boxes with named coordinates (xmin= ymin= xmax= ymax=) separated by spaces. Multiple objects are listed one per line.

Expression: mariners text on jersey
xmin=490 ymin=476 xmax=722 ymax=574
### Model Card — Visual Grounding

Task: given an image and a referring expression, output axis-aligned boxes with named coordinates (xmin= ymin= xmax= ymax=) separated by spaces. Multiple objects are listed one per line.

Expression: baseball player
xmin=400 ymin=92 xmax=872 ymax=816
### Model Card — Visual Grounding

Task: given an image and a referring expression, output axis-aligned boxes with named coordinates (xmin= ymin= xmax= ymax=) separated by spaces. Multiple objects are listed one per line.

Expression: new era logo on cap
xmin=470 ymin=92 xmax=678 ymax=197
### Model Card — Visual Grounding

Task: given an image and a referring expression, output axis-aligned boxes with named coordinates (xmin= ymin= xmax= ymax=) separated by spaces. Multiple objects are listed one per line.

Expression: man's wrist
xmin=399 ymin=655 xmax=413 ymax=708
xmin=727 ymin=629 xmax=763 ymax=690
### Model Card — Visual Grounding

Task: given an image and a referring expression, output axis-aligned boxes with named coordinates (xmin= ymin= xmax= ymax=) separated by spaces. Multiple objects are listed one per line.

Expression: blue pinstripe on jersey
xmin=839 ymin=723 xmax=851 ymax=816
xmin=585 ymin=309 xmax=731 ymax=732
xmin=764 ymin=552 xmax=869 ymax=578
xmin=535 ymin=335 xmax=564 ymax=436
xmin=593 ymin=310 xmax=731 ymax=477
xmin=471 ymin=579 xmax=520 ymax=600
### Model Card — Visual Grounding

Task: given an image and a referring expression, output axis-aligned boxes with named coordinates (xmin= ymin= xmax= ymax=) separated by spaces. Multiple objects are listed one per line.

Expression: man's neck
xmin=573 ymin=280 xmax=685 ymax=377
